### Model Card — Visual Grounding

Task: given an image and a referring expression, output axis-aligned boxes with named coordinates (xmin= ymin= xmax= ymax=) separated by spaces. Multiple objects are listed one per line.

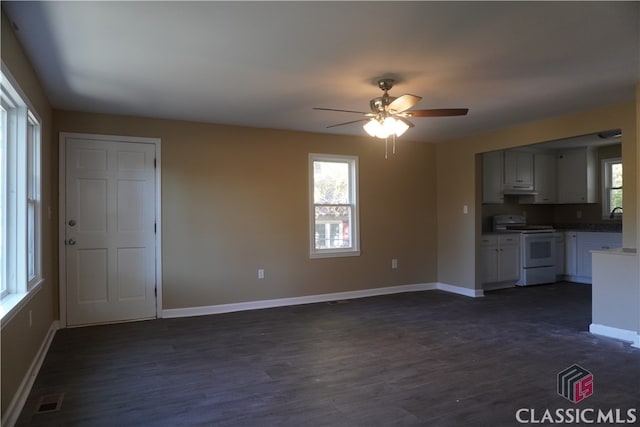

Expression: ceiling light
xmin=363 ymin=116 xmax=408 ymax=139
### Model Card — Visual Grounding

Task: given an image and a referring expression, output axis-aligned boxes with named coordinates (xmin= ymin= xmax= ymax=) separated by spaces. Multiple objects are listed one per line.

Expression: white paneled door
xmin=65 ymin=136 xmax=157 ymax=326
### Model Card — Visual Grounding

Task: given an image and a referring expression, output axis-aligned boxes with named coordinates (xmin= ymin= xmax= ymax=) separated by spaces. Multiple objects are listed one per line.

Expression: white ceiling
xmin=3 ymin=1 xmax=639 ymax=143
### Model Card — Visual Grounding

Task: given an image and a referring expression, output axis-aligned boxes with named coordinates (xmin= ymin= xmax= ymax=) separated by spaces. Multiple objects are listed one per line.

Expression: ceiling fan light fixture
xmin=391 ymin=117 xmax=410 ymax=137
xmin=363 ymin=118 xmax=382 ymax=137
xmin=364 ymin=116 xmax=409 ymax=139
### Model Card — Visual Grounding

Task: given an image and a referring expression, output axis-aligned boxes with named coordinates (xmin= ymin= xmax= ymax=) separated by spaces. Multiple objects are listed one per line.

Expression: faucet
xmin=609 ymin=207 xmax=623 ymax=219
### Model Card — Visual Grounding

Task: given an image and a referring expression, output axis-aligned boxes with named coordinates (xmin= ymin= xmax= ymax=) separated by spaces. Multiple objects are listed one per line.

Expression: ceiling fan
xmin=313 ymin=78 xmax=468 ymax=157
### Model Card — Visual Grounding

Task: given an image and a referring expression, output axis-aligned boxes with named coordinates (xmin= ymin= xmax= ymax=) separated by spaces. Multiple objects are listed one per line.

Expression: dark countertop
xmin=551 ymin=222 xmax=622 ymax=232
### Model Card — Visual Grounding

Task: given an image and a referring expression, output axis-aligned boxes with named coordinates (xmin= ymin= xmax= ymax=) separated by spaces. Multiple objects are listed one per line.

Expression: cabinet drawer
xmin=498 ymin=235 xmax=520 ymax=246
xmin=481 ymin=235 xmax=498 ymax=246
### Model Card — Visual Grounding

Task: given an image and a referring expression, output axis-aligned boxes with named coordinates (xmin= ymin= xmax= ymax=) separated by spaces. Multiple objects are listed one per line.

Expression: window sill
xmin=310 ymin=250 xmax=361 ymax=259
xmin=0 ymin=279 xmax=44 ymax=330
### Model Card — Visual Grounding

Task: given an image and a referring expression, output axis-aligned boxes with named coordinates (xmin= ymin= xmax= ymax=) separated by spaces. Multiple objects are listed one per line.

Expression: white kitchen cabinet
xmin=482 ymin=151 xmax=504 ymax=204
xmin=576 ymin=232 xmax=622 ymax=280
xmin=554 ymin=232 xmax=565 ymax=277
xmin=520 ymin=152 xmax=556 ymax=204
xmin=564 ymin=231 xmax=578 ymax=277
xmin=556 ymin=147 xmax=597 ymax=203
xmin=503 ymin=150 xmax=534 ymax=191
xmin=481 ymin=234 xmax=520 ymax=284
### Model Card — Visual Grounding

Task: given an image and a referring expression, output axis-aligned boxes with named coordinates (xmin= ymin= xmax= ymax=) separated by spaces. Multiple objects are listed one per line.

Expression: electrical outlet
xmin=391 ymin=259 xmax=398 ymax=269
xmin=463 ymin=205 xmax=469 ymax=214
xmin=258 ymin=268 xmax=265 ymax=279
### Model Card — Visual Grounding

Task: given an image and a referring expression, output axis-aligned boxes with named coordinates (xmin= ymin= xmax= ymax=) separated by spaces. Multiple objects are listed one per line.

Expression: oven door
xmin=522 ymin=233 xmax=555 ymax=268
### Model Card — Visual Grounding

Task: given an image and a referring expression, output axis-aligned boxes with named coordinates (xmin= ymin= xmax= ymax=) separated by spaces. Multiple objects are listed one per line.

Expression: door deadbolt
xmin=68 ymin=219 xmax=76 ymax=226
xmin=67 ymin=239 xmax=76 ymax=246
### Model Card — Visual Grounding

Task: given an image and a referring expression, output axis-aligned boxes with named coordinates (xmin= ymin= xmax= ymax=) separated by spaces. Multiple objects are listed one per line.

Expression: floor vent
xmin=35 ymin=393 xmax=64 ymax=414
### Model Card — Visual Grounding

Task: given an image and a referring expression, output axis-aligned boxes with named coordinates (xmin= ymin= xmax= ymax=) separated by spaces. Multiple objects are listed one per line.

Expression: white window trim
xmin=308 ymin=153 xmax=360 ymax=258
xmin=601 ymin=157 xmax=622 ymax=220
xmin=0 ymin=63 xmax=44 ymax=327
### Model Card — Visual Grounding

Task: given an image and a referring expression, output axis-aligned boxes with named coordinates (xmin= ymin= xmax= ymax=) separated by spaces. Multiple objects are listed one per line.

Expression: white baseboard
xmin=589 ymin=323 xmax=640 ymax=347
xmin=162 ymin=282 xmax=485 ymax=319
xmin=436 ymin=282 xmax=485 ymax=298
xmin=2 ymin=320 xmax=60 ymax=427
xmin=162 ymin=283 xmax=438 ymax=318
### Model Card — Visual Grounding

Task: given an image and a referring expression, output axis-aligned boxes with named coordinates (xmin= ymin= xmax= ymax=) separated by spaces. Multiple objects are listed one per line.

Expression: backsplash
xmin=482 ymin=197 xmax=621 ymax=233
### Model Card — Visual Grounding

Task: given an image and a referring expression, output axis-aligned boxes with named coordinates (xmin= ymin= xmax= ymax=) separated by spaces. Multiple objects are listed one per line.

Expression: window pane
xmin=609 ymin=188 xmax=623 ymax=211
xmin=27 ymin=200 xmax=35 ymax=280
xmin=0 ymin=106 xmax=6 ymax=295
xmin=611 ymin=163 xmax=622 ymax=188
xmin=314 ymin=206 xmax=351 ymax=249
xmin=313 ymin=161 xmax=349 ymax=204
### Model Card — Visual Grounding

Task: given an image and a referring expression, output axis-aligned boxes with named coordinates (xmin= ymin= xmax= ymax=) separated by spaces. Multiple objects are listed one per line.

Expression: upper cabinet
xmin=482 ymin=145 xmax=600 ymax=205
xmin=503 ymin=150 xmax=534 ymax=192
xmin=520 ymin=152 xmax=557 ymax=204
xmin=556 ymin=147 xmax=597 ymax=204
xmin=482 ymin=150 xmax=504 ymax=204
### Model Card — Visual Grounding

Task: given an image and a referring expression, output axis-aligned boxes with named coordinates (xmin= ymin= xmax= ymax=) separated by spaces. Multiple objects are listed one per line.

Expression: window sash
xmin=601 ymin=158 xmax=622 ymax=219
xmin=309 ymin=154 xmax=359 ymax=258
xmin=1 ymin=69 xmax=42 ymax=300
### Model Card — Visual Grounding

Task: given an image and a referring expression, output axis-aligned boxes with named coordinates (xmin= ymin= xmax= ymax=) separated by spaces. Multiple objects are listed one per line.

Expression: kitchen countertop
xmin=553 ymin=223 xmax=622 ymax=232
xmin=591 ymin=247 xmax=636 ymax=256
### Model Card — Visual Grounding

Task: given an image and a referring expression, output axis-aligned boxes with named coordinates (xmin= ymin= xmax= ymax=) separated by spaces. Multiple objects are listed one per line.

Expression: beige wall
xmin=436 ymin=101 xmax=638 ymax=290
xmin=53 ymin=112 xmax=439 ymax=309
xmin=1 ymin=13 xmax=57 ymax=414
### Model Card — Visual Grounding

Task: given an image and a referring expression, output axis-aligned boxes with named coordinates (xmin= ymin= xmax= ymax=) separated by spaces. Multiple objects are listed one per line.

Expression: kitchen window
xmin=1 ymin=68 xmax=43 ymax=320
xmin=309 ymin=154 xmax=359 ymax=258
xmin=602 ymin=157 xmax=622 ymax=219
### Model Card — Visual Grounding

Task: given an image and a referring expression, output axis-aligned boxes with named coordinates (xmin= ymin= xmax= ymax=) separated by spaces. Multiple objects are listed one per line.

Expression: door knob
xmin=68 ymin=219 xmax=76 ymax=226
xmin=67 ymin=239 xmax=76 ymax=246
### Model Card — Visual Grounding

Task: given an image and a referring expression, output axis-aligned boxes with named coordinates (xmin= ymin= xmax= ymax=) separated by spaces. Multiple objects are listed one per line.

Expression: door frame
xmin=58 ymin=132 xmax=162 ymax=328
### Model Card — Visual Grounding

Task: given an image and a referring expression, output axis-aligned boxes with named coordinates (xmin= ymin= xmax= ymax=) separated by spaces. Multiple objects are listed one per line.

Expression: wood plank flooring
xmin=15 ymin=283 xmax=640 ymax=426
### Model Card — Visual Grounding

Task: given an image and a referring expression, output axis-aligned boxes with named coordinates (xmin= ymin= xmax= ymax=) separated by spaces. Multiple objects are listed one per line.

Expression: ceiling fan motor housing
xmin=370 ymin=95 xmax=397 ymax=114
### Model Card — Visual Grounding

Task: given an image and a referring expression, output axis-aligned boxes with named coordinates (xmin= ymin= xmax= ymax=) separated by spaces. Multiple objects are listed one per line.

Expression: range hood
xmin=503 ymin=184 xmax=538 ymax=195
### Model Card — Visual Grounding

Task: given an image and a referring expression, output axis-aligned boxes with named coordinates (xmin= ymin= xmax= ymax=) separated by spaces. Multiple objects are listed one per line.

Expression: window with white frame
xmin=1 ymin=69 xmax=42 ymax=303
xmin=309 ymin=154 xmax=359 ymax=258
xmin=602 ymin=157 xmax=622 ymax=219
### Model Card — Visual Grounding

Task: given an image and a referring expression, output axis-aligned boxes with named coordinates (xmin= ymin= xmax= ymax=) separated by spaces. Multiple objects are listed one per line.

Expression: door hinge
xmin=154 ymin=287 xmax=157 ymax=297
xmin=154 ymin=158 xmax=157 ymax=168
xmin=154 ymin=222 xmax=157 ymax=234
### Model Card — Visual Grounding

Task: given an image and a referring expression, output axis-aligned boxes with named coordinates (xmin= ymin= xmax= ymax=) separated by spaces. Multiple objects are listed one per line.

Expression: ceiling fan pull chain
xmin=392 ymin=134 xmax=396 ymax=155
xmin=385 ymin=138 xmax=388 ymax=160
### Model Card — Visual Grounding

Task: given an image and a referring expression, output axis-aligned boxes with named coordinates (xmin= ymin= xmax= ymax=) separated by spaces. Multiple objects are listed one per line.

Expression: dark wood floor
xmin=16 ymin=282 xmax=640 ymax=426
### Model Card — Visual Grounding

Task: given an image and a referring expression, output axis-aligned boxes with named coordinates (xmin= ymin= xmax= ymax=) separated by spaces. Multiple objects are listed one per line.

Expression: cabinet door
xmin=482 ymin=151 xmax=504 ymax=204
xmin=555 ymin=242 xmax=565 ymax=276
xmin=564 ymin=232 xmax=577 ymax=276
xmin=576 ymin=232 xmax=623 ymax=278
xmin=534 ymin=152 xmax=556 ymax=203
xmin=504 ymin=150 xmax=533 ymax=187
xmin=481 ymin=245 xmax=499 ymax=283
xmin=557 ymin=148 xmax=596 ymax=204
xmin=498 ymin=243 xmax=520 ymax=282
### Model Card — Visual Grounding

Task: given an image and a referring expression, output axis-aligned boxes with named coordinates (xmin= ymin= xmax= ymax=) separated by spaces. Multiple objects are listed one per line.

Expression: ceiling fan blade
xmin=326 ymin=118 xmax=370 ymax=128
xmin=388 ymin=94 xmax=422 ymax=114
xmin=313 ymin=107 xmax=369 ymax=115
xmin=406 ymin=108 xmax=469 ymax=117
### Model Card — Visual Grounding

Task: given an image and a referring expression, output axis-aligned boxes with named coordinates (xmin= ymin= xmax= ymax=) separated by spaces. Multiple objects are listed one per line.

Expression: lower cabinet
xmin=564 ymin=231 xmax=622 ymax=283
xmin=481 ymin=234 xmax=520 ymax=284
xmin=576 ymin=232 xmax=622 ymax=279
xmin=554 ymin=232 xmax=565 ymax=277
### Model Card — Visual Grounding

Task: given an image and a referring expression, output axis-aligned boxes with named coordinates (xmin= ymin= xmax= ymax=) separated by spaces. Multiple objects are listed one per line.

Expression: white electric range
xmin=493 ymin=214 xmax=556 ymax=286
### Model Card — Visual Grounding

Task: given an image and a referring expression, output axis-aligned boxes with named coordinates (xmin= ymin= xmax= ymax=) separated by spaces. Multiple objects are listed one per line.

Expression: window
xmin=1 ymin=68 xmax=42 ymax=308
xmin=602 ymin=158 xmax=622 ymax=219
xmin=309 ymin=154 xmax=359 ymax=258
